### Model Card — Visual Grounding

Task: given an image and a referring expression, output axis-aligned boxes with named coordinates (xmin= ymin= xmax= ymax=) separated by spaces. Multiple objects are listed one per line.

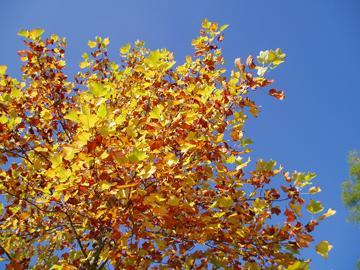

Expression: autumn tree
xmin=0 ymin=20 xmax=334 ymax=269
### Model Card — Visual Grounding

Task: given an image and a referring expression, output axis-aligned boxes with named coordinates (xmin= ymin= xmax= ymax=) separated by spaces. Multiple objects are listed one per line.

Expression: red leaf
xmin=285 ymin=209 xmax=296 ymax=222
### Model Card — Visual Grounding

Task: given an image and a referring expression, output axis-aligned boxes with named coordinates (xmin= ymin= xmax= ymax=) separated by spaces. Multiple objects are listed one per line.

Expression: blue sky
xmin=0 ymin=0 xmax=359 ymax=268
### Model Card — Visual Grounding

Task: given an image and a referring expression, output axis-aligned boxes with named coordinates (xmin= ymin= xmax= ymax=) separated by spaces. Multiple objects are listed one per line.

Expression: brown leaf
xmin=269 ymin=89 xmax=285 ymax=100
xmin=234 ymin=58 xmax=245 ymax=74
xmin=246 ymin=55 xmax=256 ymax=69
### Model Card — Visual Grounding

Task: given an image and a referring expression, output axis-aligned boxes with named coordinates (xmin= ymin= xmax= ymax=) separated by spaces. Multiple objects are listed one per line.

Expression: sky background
xmin=0 ymin=0 xmax=359 ymax=269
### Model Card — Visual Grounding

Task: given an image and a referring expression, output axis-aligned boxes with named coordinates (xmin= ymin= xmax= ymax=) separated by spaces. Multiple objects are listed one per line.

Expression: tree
xmin=342 ymin=151 xmax=360 ymax=269
xmin=0 ymin=20 xmax=334 ymax=269
xmin=342 ymin=151 xmax=360 ymax=223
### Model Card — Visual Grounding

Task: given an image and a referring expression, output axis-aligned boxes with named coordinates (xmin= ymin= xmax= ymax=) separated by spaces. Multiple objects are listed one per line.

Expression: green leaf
xmin=120 ymin=43 xmax=131 ymax=54
xmin=293 ymin=171 xmax=316 ymax=187
xmin=0 ymin=65 xmax=7 ymax=75
xmin=306 ymin=199 xmax=324 ymax=214
xmin=315 ymin=240 xmax=332 ymax=259
xmin=128 ymin=149 xmax=148 ymax=162
xmin=219 ymin=24 xmax=229 ymax=32
xmin=18 ymin=29 xmax=44 ymax=40
xmin=287 ymin=260 xmax=309 ymax=270
xmin=89 ymin=82 xmax=108 ymax=97
xmin=17 ymin=29 xmax=28 ymax=38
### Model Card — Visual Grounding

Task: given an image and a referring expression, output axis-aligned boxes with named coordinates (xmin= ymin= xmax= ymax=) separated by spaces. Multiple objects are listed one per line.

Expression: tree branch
xmin=0 ymin=244 xmax=12 ymax=261
xmin=63 ymin=211 xmax=91 ymax=268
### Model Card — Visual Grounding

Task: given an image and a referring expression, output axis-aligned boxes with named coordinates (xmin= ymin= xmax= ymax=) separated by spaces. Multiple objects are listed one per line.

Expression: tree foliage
xmin=0 ymin=20 xmax=333 ymax=269
xmin=342 ymin=151 xmax=360 ymax=223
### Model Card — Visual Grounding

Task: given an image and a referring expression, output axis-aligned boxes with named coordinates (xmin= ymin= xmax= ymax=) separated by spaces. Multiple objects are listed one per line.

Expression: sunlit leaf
xmin=89 ymin=82 xmax=108 ymax=97
xmin=88 ymin=40 xmax=97 ymax=48
xmin=306 ymin=199 xmax=324 ymax=214
xmin=128 ymin=149 xmax=148 ymax=162
xmin=120 ymin=43 xmax=131 ymax=54
xmin=0 ymin=65 xmax=7 ymax=75
xmin=319 ymin=208 xmax=336 ymax=220
xmin=315 ymin=240 xmax=332 ymax=258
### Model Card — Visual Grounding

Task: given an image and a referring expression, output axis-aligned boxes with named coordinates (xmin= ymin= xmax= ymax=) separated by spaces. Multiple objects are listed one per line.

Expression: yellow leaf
xmin=57 ymin=168 xmax=72 ymax=182
xmin=140 ymin=164 xmax=156 ymax=178
xmin=149 ymin=104 xmax=164 ymax=120
xmin=120 ymin=43 xmax=131 ymax=54
xmin=0 ymin=115 xmax=8 ymax=124
xmin=79 ymin=61 xmax=89 ymax=69
xmin=306 ymin=199 xmax=324 ymax=214
xmin=253 ymin=198 xmax=267 ymax=213
xmin=64 ymin=109 xmax=79 ymax=122
xmin=315 ymin=240 xmax=332 ymax=259
xmin=29 ymin=29 xmax=44 ymax=39
xmin=63 ymin=146 xmax=77 ymax=161
xmin=117 ymin=181 xmax=139 ymax=190
xmin=127 ymin=149 xmax=148 ymax=162
xmin=89 ymin=82 xmax=108 ymax=97
xmin=88 ymin=40 xmax=97 ymax=48
xmin=103 ymin=37 xmax=110 ymax=46
xmin=97 ymin=103 xmax=107 ymax=119
xmin=74 ymin=131 xmax=91 ymax=147
xmin=79 ymin=114 xmax=98 ymax=130
xmin=286 ymin=260 xmax=310 ymax=270
xmin=308 ymin=186 xmax=321 ymax=194
xmin=290 ymin=202 xmax=302 ymax=217
xmin=319 ymin=208 xmax=336 ymax=221
xmin=213 ymin=212 xmax=226 ymax=218
xmin=155 ymin=239 xmax=166 ymax=251
xmin=0 ymin=65 xmax=7 ymax=75
xmin=50 ymin=154 xmax=63 ymax=168
xmin=18 ymin=28 xmax=44 ymax=40
xmin=99 ymin=181 xmax=115 ymax=191
xmin=58 ymin=60 xmax=66 ymax=67
xmin=168 ymin=197 xmax=180 ymax=206
xmin=217 ymin=196 xmax=233 ymax=208
xmin=225 ymin=155 xmax=236 ymax=164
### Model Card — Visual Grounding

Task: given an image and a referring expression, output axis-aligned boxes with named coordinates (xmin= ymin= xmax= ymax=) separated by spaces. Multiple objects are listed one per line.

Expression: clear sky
xmin=0 ymin=0 xmax=359 ymax=269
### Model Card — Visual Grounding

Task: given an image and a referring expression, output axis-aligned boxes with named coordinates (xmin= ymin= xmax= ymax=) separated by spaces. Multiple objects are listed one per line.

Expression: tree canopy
xmin=0 ymin=20 xmax=334 ymax=269
xmin=342 ymin=151 xmax=360 ymax=223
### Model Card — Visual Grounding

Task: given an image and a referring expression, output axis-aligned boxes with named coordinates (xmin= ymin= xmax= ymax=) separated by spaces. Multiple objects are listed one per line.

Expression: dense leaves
xmin=342 ymin=151 xmax=360 ymax=223
xmin=0 ymin=20 xmax=333 ymax=269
